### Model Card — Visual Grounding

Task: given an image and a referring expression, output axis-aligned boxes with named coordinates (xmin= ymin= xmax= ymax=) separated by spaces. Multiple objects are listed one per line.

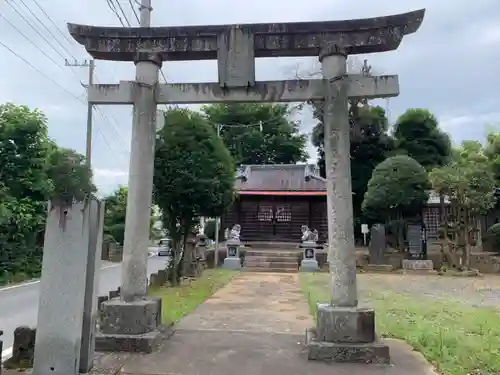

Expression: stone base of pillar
xmin=305 ymin=303 xmax=390 ymax=364
xmin=223 ymin=257 xmax=241 ymax=270
xmin=300 ymin=259 xmax=319 ymax=272
xmin=95 ymin=297 xmax=174 ymax=353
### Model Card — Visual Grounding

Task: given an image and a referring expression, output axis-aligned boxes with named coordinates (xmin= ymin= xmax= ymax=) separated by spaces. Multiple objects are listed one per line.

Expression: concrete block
xmin=95 ymin=325 xmax=174 ymax=354
xmin=300 ymin=259 xmax=319 ymax=272
xmin=316 ymin=303 xmax=375 ymax=343
xmin=306 ymin=328 xmax=390 ymax=364
xmin=402 ymin=259 xmax=433 ymax=271
xmin=223 ymin=257 xmax=241 ymax=270
xmin=99 ymin=298 xmax=160 ymax=335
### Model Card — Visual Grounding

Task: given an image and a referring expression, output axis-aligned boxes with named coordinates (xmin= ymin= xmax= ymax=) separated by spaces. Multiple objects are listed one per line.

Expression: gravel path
xmin=356 ymin=273 xmax=500 ymax=309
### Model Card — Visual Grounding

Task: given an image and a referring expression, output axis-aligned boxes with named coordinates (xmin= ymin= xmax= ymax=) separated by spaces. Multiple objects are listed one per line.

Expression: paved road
xmin=0 ymin=250 xmax=168 ymax=358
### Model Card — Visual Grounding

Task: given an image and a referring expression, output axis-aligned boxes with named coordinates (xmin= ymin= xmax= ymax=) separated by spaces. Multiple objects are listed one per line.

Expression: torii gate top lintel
xmin=67 ymin=9 xmax=424 ymax=62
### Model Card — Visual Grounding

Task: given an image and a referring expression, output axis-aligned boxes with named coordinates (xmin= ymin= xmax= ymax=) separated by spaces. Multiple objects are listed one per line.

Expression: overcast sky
xmin=0 ymin=0 xmax=498 ymax=195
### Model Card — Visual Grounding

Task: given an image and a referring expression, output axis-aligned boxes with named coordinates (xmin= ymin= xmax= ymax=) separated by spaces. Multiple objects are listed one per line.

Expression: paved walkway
xmin=90 ymin=273 xmax=436 ymax=375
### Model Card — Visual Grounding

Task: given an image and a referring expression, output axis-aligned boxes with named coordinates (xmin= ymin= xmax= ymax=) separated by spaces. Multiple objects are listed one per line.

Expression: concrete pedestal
xmin=300 ymin=259 xmax=319 ymax=272
xmin=223 ymin=257 xmax=241 ymax=270
xmin=306 ymin=303 xmax=390 ymax=364
xmin=95 ymin=297 xmax=172 ymax=353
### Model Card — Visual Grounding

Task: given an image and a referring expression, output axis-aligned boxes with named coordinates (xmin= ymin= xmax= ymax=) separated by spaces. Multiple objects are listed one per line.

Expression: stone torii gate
xmin=67 ymin=8 xmax=424 ymax=362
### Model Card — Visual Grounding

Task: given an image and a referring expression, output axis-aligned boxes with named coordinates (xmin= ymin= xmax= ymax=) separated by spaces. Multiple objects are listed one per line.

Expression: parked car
xmin=158 ymin=238 xmax=172 ymax=256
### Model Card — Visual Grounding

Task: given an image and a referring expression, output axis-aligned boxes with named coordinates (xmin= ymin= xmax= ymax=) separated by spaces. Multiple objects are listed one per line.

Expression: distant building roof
xmin=235 ymin=164 xmax=326 ymax=193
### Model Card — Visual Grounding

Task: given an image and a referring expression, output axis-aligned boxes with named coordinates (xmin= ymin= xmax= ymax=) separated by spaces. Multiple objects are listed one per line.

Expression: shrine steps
xmin=243 ymin=249 xmax=299 ymax=273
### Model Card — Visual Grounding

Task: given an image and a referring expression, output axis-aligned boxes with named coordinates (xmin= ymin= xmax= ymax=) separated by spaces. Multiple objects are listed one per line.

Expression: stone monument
xmin=67 ymin=6 xmax=424 ymax=359
xmin=32 ymin=198 xmax=99 ymax=375
xmin=223 ymin=224 xmax=242 ymax=270
xmin=300 ymin=225 xmax=320 ymax=272
xmin=365 ymin=224 xmax=393 ymax=272
xmin=403 ymin=221 xmax=433 ymax=271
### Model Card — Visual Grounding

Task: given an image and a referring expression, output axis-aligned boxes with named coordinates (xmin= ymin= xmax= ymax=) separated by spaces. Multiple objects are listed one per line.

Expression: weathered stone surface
xmin=402 ymin=259 xmax=433 ymax=271
xmin=368 ymin=224 xmax=387 ymax=264
xmin=99 ymin=298 xmax=160 ymax=335
xmin=3 ymin=327 xmax=36 ymax=369
xmin=300 ymin=259 xmax=319 ymax=272
xmin=157 ymin=269 xmax=167 ymax=285
xmin=88 ymin=76 xmax=400 ymax=105
xmin=306 ymin=328 xmax=390 ymax=364
xmin=95 ymin=325 xmax=174 ymax=354
xmin=67 ymin=10 xmax=425 ymax=61
xmin=223 ymin=257 xmax=242 ymax=270
xmin=316 ymin=304 xmax=375 ymax=343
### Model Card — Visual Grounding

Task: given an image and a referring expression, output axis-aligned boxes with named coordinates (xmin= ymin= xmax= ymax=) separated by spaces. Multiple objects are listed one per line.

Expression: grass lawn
xmin=300 ymin=273 xmax=500 ymax=375
xmin=149 ymin=269 xmax=238 ymax=325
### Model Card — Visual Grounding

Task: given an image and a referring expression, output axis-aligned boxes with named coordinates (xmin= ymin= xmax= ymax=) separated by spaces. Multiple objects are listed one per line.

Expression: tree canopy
xmin=154 ymin=108 xmax=235 ymax=283
xmin=103 ymin=186 xmax=128 ymax=245
xmin=202 ymin=103 xmax=308 ymax=165
xmin=362 ymin=155 xmax=430 ymax=221
xmin=393 ymin=108 xmax=452 ymax=170
xmin=154 ymin=108 xmax=234 ymax=235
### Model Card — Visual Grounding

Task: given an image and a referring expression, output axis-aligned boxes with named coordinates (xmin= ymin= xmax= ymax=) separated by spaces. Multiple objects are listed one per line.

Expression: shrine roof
xmin=67 ymin=9 xmax=425 ymax=61
xmin=235 ymin=164 xmax=326 ymax=193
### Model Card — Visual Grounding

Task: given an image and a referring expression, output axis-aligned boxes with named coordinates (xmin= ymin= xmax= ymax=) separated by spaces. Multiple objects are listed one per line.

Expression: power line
xmin=128 ymin=0 xmax=140 ymax=23
xmin=1 ymin=12 xmax=67 ymax=74
xmin=114 ymin=0 xmax=132 ymax=27
xmin=4 ymin=0 xmax=65 ymax=61
xmin=29 ymin=0 xmax=78 ymax=49
xmin=0 ymin=39 xmax=84 ymax=103
xmin=18 ymin=0 xmax=76 ymax=60
xmin=106 ymin=0 xmax=126 ymax=26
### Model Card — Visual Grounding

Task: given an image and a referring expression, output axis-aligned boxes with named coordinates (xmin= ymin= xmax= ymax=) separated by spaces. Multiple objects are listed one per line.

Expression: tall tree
xmin=393 ymin=108 xmax=451 ymax=170
xmin=430 ymin=156 xmax=496 ymax=269
xmin=484 ymin=132 xmax=500 ymax=184
xmin=103 ymin=186 xmax=128 ymax=245
xmin=45 ymin=141 xmax=96 ymax=202
xmin=362 ymin=155 xmax=430 ymax=249
xmin=311 ymin=103 xmax=394 ymax=233
xmin=202 ymin=103 xmax=308 ymax=165
xmin=103 ymin=186 xmax=158 ymax=245
xmin=154 ymin=108 xmax=235 ymax=283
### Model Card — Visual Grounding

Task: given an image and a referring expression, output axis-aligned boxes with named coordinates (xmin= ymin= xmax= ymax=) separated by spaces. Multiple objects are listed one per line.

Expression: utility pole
xmin=65 ymin=58 xmax=95 ymax=166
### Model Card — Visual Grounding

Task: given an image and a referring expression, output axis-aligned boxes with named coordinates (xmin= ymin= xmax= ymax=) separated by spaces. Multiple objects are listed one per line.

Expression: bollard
xmin=158 ymin=270 xmax=167 ymax=285
xmin=149 ymin=273 xmax=158 ymax=287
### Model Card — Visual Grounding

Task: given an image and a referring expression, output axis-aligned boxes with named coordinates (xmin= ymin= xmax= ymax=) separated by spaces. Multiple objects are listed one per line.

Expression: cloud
xmin=0 ymin=0 xmax=498 ymax=195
